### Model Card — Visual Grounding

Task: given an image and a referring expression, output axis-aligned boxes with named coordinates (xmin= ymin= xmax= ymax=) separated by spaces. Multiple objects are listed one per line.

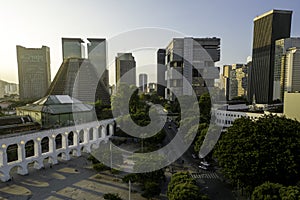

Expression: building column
xmin=48 ymin=135 xmax=58 ymax=165
xmin=0 ymin=146 xmax=7 ymax=167
xmin=93 ymin=127 xmax=97 ymax=141
xmin=84 ymin=129 xmax=89 ymax=143
xmin=17 ymin=142 xmax=25 ymax=162
xmin=17 ymin=142 xmax=28 ymax=175
xmin=34 ymin=139 xmax=44 ymax=169
xmin=109 ymin=124 xmax=114 ymax=136
xmin=101 ymin=126 xmax=107 ymax=138
xmin=73 ymin=132 xmax=81 ymax=157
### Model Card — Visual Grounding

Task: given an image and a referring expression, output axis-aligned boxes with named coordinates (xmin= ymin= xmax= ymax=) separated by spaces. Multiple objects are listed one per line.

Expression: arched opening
xmin=106 ymin=125 xmax=110 ymax=136
xmin=26 ymin=160 xmax=37 ymax=169
xmin=55 ymin=134 xmax=62 ymax=149
xmin=79 ymin=130 xmax=84 ymax=143
xmin=9 ymin=165 xmax=25 ymax=176
xmin=70 ymin=149 xmax=78 ymax=156
xmin=68 ymin=132 xmax=74 ymax=146
xmin=7 ymin=144 xmax=18 ymax=162
xmin=43 ymin=156 xmax=55 ymax=167
xmin=25 ymin=140 xmax=34 ymax=158
xmin=41 ymin=137 xmax=49 ymax=153
xmin=89 ymin=128 xmax=94 ymax=141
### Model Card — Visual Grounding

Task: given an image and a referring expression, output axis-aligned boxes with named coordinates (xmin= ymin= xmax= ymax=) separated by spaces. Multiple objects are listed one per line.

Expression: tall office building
xmin=47 ymin=58 xmax=110 ymax=105
xmin=222 ymin=65 xmax=232 ymax=100
xmin=115 ymin=53 xmax=136 ymax=86
xmin=248 ymin=9 xmax=292 ymax=104
xmin=17 ymin=45 xmax=51 ymax=100
xmin=157 ymin=49 xmax=166 ymax=97
xmin=139 ymin=73 xmax=148 ymax=92
xmin=222 ymin=64 xmax=247 ymax=100
xmin=62 ymin=38 xmax=84 ymax=60
xmin=284 ymin=47 xmax=300 ymax=93
xmin=87 ymin=38 xmax=109 ymax=89
xmin=165 ymin=37 xmax=220 ymax=100
xmin=273 ymin=38 xmax=300 ymax=101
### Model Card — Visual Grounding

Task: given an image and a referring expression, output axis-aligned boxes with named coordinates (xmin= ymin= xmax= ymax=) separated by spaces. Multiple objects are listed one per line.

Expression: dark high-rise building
xmin=87 ymin=38 xmax=109 ymax=89
xmin=115 ymin=53 xmax=136 ymax=86
xmin=17 ymin=45 xmax=51 ymax=100
xmin=157 ymin=49 xmax=166 ymax=97
xmin=248 ymin=9 xmax=292 ymax=103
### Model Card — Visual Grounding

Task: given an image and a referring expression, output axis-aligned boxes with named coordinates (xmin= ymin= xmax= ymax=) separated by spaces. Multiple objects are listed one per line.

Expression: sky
xmin=0 ymin=0 xmax=300 ymax=85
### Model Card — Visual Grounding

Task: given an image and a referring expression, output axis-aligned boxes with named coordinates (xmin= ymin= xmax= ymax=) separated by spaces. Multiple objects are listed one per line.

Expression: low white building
xmin=213 ymin=107 xmax=282 ymax=128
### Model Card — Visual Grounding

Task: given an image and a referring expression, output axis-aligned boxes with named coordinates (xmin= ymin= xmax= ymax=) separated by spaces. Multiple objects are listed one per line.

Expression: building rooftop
xmin=18 ymin=95 xmax=93 ymax=114
xmin=62 ymin=38 xmax=84 ymax=43
xmin=254 ymin=9 xmax=292 ymax=21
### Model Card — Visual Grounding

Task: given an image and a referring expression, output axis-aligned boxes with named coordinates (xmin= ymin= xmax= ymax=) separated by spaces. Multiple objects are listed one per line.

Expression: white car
xmin=198 ymin=165 xmax=208 ymax=170
xmin=200 ymin=161 xmax=210 ymax=167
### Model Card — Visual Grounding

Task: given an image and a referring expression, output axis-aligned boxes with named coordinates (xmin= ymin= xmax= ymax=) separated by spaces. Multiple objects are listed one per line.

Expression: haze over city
xmin=0 ymin=0 xmax=299 ymax=85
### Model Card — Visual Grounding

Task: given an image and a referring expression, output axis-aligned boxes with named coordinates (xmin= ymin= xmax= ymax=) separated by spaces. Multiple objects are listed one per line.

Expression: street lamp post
xmin=129 ymin=180 xmax=131 ymax=200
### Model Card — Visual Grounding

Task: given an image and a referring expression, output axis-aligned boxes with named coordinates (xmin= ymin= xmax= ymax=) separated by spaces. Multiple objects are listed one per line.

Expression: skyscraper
xmin=273 ymin=38 xmax=300 ymax=101
xmin=47 ymin=58 xmax=111 ymax=105
xmin=248 ymin=9 xmax=292 ymax=104
xmin=284 ymin=47 xmax=300 ymax=93
xmin=87 ymin=38 xmax=109 ymax=89
xmin=139 ymin=73 xmax=148 ymax=92
xmin=157 ymin=49 xmax=166 ymax=97
xmin=115 ymin=53 xmax=136 ymax=86
xmin=17 ymin=45 xmax=51 ymax=100
xmin=165 ymin=37 xmax=220 ymax=100
xmin=62 ymin=38 xmax=84 ymax=60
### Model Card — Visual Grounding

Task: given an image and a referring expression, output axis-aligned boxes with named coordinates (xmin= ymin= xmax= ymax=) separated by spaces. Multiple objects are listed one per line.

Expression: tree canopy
xmin=167 ymin=172 xmax=209 ymax=200
xmin=251 ymin=182 xmax=300 ymax=200
xmin=214 ymin=115 xmax=300 ymax=191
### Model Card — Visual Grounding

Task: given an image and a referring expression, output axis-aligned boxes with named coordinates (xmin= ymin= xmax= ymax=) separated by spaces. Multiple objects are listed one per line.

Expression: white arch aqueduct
xmin=0 ymin=119 xmax=115 ymax=182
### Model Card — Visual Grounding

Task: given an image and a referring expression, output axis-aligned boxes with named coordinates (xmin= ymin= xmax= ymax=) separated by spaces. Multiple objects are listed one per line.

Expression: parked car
xmin=200 ymin=161 xmax=210 ymax=167
xmin=198 ymin=165 xmax=208 ymax=170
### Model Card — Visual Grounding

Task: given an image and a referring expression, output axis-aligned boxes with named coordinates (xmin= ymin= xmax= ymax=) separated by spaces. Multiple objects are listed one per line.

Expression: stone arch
xmin=41 ymin=137 xmax=49 ymax=153
xmin=9 ymin=164 xmax=27 ymax=176
xmin=7 ymin=144 xmax=18 ymax=162
xmin=25 ymin=140 xmax=34 ymax=158
xmin=43 ymin=156 xmax=56 ymax=165
xmin=79 ymin=130 xmax=84 ymax=143
xmin=25 ymin=159 xmax=41 ymax=170
xmin=57 ymin=152 xmax=68 ymax=160
xmin=68 ymin=132 xmax=74 ymax=146
xmin=55 ymin=134 xmax=62 ymax=149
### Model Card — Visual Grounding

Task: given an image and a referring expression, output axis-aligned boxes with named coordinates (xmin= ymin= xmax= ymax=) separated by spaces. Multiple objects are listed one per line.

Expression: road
xmin=162 ymin=120 xmax=235 ymax=200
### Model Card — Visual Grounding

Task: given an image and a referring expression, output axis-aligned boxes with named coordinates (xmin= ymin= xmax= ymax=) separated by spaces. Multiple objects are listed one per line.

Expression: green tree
xmin=279 ymin=186 xmax=300 ymax=200
xmin=214 ymin=115 xmax=300 ymax=191
xmin=168 ymin=182 xmax=201 ymax=200
xmin=141 ymin=181 xmax=161 ymax=199
xmin=251 ymin=182 xmax=283 ymax=200
xmin=167 ymin=172 xmax=209 ymax=200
